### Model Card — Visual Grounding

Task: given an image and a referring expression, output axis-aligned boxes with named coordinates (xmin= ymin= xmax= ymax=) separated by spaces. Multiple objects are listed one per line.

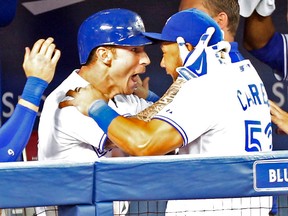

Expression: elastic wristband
xmin=88 ymin=100 xmax=119 ymax=134
xmin=146 ymin=90 xmax=160 ymax=102
xmin=21 ymin=76 xmax=48 ymax=106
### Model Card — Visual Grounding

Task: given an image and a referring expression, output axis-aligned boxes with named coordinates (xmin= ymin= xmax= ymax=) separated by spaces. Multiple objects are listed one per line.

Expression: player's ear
xmin=213 ymin=12 xmax=228 ymax=31
xmin=96 ymin=47 xmax=112 ymax=66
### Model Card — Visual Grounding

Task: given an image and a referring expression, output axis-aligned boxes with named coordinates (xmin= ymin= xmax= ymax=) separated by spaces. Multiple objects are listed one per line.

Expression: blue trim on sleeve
xmin=146 ymin=90 xmax=160 ymax=102
xmin=153 ymin=115 xmax=187 ymax=146
xmin=88 ymin=100 xmax=119 ymax=134
xmin=21 ymin=77 xmax=48 ymax=106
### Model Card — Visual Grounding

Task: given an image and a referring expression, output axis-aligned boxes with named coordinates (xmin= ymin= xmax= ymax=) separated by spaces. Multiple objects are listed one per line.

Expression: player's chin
xmin=127 ymin=88 xmax=135 ymax=95
xmin=123 ymin=86 xmax=135 ymax=95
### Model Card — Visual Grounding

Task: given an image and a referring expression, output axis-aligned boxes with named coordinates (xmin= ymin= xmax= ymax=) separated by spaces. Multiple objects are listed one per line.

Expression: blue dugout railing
xmin=1 ymin=151 xmax=288 ymax=215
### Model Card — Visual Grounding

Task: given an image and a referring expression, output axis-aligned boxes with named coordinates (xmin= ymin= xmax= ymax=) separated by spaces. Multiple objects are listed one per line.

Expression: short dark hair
xmin=203 ymin=0 xmax=240 ymax=37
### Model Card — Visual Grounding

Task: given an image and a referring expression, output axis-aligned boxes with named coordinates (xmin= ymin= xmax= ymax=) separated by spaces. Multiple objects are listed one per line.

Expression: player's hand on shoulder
xmin=22 ymin=37 xmax=61 ymax=84
xmin=59 ymin=84 xmax=108 ymax=116
xmin=269 ymin=100 xmax=288 ymax=135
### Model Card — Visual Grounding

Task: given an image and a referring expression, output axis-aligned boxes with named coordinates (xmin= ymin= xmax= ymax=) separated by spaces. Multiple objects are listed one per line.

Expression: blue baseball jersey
xmin=250 ymin=32 xmax=288 ymax=80
xmin=153 ymin=59 xmax=272 ymax=155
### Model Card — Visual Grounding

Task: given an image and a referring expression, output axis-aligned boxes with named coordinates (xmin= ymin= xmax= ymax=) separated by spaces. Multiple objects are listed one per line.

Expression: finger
xmin=59 ymin=100 xmax=74 ymax=109
xmin=65 ymin=89 xmax=78 ymax=97
xmin=142 ymin=77 xmax=150 ymax=89
xmin=177 ymin=37 xmax=189 ymax=61
xmin=270 ymin=107 xmax=281 ymax=119
xmin=22 ymin=47 xmax=31 ymax=67
xmin=74 ymin=87 xmax=82 ymax=92
xmin=269 ymin=100 xmax=283 ymax=114
xmin=51 ymin=49 xmax=61 ymax=65
xmin=39 ymin=37 xmax=55 ymax=55
xmin=269 ymin=100 xmax=281 ymax=110
xmin=269 ymin=100 xmax=277 ymax=108
xmin=45 ymin=43 xmax=56 ymax=59
xmin=29 ymin=38 xmax=45 ymax=56
xmin=275 ymin=128 xmax=285 ymax=135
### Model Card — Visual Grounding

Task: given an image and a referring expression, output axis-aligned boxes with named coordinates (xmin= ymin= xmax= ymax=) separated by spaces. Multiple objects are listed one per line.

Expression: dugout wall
xmin=1 ymin=151 xmax=288 ymax=215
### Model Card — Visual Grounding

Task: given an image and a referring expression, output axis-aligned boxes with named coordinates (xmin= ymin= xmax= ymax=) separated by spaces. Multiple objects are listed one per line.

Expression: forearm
xmin=108 ymin=116 xmax=153 ymax=155
xmin=108 ymin=117 xmax=182 ymax=156
xmin=244 ymin=11 xmax=275 ymax=51
xmin=0 ymin=77 xmax=47 ymax=162
xmin=0 ymin=104 xmax=37 ymax=162
xmin=88 ymin=100 xmax=182 ymax=156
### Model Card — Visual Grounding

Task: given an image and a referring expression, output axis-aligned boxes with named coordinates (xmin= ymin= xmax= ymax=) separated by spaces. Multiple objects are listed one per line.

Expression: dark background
xmin=0 ymin=0 xmax=287 ymax=151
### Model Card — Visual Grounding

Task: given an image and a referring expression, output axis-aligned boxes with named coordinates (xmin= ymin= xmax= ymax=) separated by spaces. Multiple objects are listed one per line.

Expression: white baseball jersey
xmin=38 ymin=70 xmax=153 ymax=162
xmin=154 ymin=59 xmax=272 ymax=154
xmin=153 ymin=60 xmax=273 ymax=215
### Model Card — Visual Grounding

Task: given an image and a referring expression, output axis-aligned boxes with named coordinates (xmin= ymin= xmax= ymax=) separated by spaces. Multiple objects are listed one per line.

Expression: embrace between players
xmin=1 ymin=0 xmax=286 ymax=214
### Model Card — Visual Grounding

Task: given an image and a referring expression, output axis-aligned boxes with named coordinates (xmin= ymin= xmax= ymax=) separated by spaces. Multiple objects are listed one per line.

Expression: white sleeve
xmin=55 ymin=106 xmax=107 ymax=151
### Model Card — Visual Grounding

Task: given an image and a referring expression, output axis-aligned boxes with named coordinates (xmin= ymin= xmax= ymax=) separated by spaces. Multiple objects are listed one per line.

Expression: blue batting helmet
xmin=78 ymin=8 xmax=153 ymax=64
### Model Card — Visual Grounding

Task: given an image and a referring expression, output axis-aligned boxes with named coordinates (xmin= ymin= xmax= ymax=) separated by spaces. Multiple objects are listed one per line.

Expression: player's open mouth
xmin=131 ymin=74 xmax=139 ymax=82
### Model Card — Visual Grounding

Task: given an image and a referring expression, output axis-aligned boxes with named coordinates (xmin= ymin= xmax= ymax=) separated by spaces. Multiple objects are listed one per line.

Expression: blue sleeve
xmin=146 ymin=90 xmax=160 ymax=102
xmin=0 ymin=76 xmax=47 ymax=162
xmin=0 ymin=104 xmax=37 ymax=162
xmin=249 ymin=32 xmax=288 ymax=79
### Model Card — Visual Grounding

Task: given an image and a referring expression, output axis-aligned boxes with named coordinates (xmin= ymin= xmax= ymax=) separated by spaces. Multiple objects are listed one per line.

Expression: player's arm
xmin=59 ymin=86 xmax=183 ymax=156
xmin=243 ymin=11 xmax=275 ymax=51
xmin=107 ymin=116 xmax=182 ymax=156
xmin=0 ymin=37 xmax=60 ymax=162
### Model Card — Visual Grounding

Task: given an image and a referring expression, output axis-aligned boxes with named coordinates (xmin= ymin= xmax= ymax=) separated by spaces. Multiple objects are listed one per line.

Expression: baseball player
xmin=38 ymin=8 xmax=154 ymax=162
xmin=37 ymin=8 xmax=155 ymax=216
xmin=61 ymin=9 xmax=273 ymax=215
xmin=241 ymin=0 xmax=288 ymax=80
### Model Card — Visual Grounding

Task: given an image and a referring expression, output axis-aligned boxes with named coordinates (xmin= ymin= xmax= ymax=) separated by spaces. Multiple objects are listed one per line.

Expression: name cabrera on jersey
xmin=153 ymin=60 xmax=272 ymax=154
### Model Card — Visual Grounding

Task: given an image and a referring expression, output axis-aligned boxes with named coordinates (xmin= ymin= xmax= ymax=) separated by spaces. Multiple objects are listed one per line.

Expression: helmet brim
xmin=142 ymin=32 xmax=175 ymax=43
xmin=114 ymin=34 xmax=153 ymax=46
